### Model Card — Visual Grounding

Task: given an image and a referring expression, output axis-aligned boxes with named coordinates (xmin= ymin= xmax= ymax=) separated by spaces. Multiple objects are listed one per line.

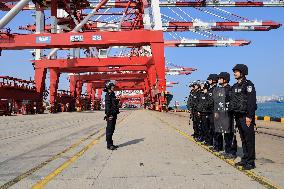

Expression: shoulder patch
xmin=247 ymin=86 xmax=253 ymax=93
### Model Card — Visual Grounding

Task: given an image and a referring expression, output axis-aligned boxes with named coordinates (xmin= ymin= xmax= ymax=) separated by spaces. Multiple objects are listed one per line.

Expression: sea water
xmin=256 ymin=102 xmax=284 ymax=118
xmin=179 ymin=102 xmax=284 ymax=118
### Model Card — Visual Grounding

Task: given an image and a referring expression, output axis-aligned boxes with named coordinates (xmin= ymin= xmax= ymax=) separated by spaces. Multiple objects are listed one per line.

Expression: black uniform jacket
xmin=105 ymin=91 xmax=120 ymax=116
xmin=231 ymin=78 xmax=257 ymax=119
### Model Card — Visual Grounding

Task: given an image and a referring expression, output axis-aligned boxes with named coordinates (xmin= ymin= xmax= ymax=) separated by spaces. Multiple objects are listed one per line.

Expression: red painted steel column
xmin=97 ymin=88 xmax=103 ymax=110
xmin=34 ymin=68 xmax=47 ymax=94
xmin=68 ymin=75 xmax=76 ymax=112
xmin=76 ymin=81 xmax=83 ymax=111
xmin=34 ymin=68 xmax=47 ymax=113
xmin=151 ymin=43 xmax=166 ymax=111
xmin=91 ymin=85 xmax=96 ymax=110
xmin=97 ymin=88 xmax=102 ymax=100
xmin=147 ymin=64 xmax=156 ymax=110
xmin=70 ymin=76 xmax=76 ymax=97
xmin=87 ymin=83 xmax=92 ymax=98
xmin=143 ymin=78 xmax=150 ymax=109
xmin=49 ymin=68 xmax=60 ymax=113
xmin=51 ymin=0 xmax=58 ymax=17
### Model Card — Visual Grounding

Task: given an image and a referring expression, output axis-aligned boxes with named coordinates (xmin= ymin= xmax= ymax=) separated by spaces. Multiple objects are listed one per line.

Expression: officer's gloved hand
xmin=245 ymin=117 xmax=252 ymax=127
xmin=254 ymin=123 xmax=258 ymax=132
xmin=108 ymin=115 xmax=114 ymax=121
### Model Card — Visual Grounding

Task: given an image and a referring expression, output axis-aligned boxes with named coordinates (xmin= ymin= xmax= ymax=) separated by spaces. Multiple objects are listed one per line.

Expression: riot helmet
xmin=232 ymin=64 xmax=248 ymax=76
xmin=218 ymin=72 xmax=230 ymax=83
xmin=103 ymin=80 xmax=116 ymax=92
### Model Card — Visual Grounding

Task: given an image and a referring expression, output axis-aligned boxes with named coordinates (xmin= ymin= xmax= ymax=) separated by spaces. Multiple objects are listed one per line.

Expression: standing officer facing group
xmin=187 ymin=64 xmax=257 ymax=170
xmin=104 ymin=81 xmax=120 ymax=151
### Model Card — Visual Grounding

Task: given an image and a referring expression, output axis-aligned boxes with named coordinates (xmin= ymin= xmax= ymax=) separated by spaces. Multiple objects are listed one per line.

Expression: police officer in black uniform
xmin=215 ymin=72 xmax=237 ymax=158
xmin=188 ymin=81 xmax=200 ymax=139
xmin=104 ymin=81 xmax=120 ymax=150
xmin=196 ymin=81 xmax=212 ymax=143
xmin=230 ymin=64 xmax=257 ymax=170
xmin=187 ymin=82 xmax=195 ymax=126
xmin=207 ymin=74 xmax=218 ymax=147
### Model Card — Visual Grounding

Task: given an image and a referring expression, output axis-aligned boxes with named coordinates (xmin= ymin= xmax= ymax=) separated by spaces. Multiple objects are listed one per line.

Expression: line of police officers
xmin=187 ymin=64 xmax=257 ymax=170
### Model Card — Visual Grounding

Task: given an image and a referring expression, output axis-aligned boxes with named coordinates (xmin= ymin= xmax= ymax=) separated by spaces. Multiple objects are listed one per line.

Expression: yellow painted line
xmin=32 ymin=134 xmax=104 ymax=189
xmin=0 ymin=113 xmax=130 ymax=189
xmin=0 ymin=128 xmax=104 ymax=189
xmin=152 ymin=113 xmax=283 ymax=189
xmin=32 ymin=112 xmax=131 ymax=189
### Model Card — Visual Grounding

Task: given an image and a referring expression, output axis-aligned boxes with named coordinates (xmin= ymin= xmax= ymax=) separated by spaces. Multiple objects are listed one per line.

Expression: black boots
xmin=107 ymin=145 xmax=119 ymax=150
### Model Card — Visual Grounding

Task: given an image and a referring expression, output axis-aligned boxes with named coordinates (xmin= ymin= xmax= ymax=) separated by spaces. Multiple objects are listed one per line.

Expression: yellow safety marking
xmin=0 ymin=128 xmax=104 ymax=189
xmin=264 ymin=116 xmax=271 ymax=122
xmin=255 ymin=115 xmax=284 ymax=123
xmin=32 ymin=135 xmax=103 ymax=189
xmin=152 ymin=113 xmax=283 ymax=189
xmin=0 ymin=113 xmax=130 ymax=189
xmin=32 ymin=112 xmax=131 ymax=189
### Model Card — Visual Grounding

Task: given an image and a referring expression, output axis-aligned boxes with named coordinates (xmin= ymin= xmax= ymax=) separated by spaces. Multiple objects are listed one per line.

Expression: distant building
xmin=257 ymin=95 xmax=284 ymax=103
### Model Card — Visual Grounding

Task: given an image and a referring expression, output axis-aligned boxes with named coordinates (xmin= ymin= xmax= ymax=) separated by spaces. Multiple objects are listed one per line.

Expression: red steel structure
xmin=0 ymin=0 xmax=283 ymax=114
xmin=0 ymin=76 xmax=44 ymax=114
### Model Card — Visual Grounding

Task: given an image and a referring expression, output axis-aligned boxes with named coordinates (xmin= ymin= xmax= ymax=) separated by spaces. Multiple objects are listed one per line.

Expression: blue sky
xmin=0 ymin=7 xmax=283 ymax=104
xmin=165 ymin=8 xmax=284 ymax=104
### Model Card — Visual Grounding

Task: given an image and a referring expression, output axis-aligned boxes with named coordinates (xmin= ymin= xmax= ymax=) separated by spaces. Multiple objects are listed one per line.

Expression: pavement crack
xmin=91 ymin=150 xmax=114 ymax=186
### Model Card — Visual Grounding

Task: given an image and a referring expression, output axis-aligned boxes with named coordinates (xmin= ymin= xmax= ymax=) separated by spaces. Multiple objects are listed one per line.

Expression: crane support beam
xmin=20 ymin=21 xmax=281 ymax=32
xmin=165 ymin=39 xmax=251 ymax=47
xmin=34 ymin=57 xmax=153 ymax=69
xmin=60 ymin=66 xmax=148 ymax=73
xmin=0 ymin=30 xmax=164 ymax=50
xmin=1 ymin=0 xmax=284 ymax=11
xmin=87 ymin=0 xmax=284 ymax=8
xmin=72 ymin=73 xmax=147 ymax=81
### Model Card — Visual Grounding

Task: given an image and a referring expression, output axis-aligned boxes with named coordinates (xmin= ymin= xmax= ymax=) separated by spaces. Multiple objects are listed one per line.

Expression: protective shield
xmin=213 ymin=87 xmax=232 ymax=133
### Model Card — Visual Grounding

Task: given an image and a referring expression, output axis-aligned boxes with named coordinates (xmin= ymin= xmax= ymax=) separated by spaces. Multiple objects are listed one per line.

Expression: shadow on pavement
xmin=118 ymin=138 xmax=145 ymax=148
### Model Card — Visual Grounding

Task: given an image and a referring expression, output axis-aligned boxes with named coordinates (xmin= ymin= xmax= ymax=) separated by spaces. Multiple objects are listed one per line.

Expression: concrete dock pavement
xmin=0 ymin=110 xmax=283 ymax=189
xmin=167 ymin=111 xmax=284 ymax=188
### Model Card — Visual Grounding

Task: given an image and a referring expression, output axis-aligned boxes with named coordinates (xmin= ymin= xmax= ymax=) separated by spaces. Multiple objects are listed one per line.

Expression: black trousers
xmin=213 ymin=132 xmax=223 ymax=151
xmin=224 ymin=132 xmax=237 ymax=155
xmin=192 ymin=111 xmax=198 ymax=137
xmin=200 ymin=114 xmax=209 ymax=141
xmin=106 ymin=114 xmax=117 ymax=147
xmin=207 ymin=113 xmax=214 ymax=145
xmin=235 ymin=114 xmax=256 ymax=165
